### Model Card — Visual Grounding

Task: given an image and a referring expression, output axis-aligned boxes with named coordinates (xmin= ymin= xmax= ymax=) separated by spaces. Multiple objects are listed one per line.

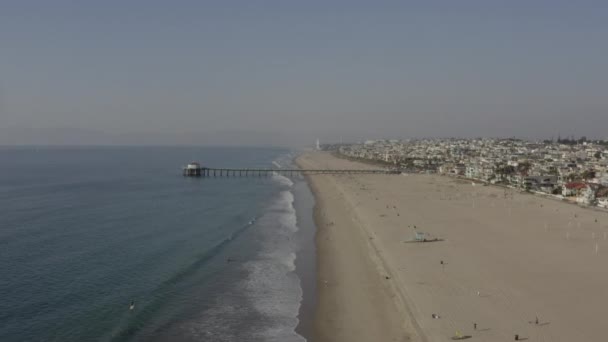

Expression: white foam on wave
xmin=243 ymin=260 xmax=304 ymax=341
xmin=275 ymin=191 xmax=298 ymax=232
xmin=184 ymin=302 xmax=242 ymax=341
xmin=239 ymin=188 xmax=306 ymax=341
xmin=284 ymin=252 xmax=297 ymax=272
xmin=169 ymin=153 xmax=306 ymax=341
xmin=272 ymin=172 xmax=294 ymax=187
xmin=176 ymin=187 xmax=305 ymax=341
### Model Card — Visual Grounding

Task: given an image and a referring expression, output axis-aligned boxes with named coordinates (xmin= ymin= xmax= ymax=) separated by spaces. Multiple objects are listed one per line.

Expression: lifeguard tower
xmin=404 ymin=231 xmax=441 ymax=243
xmin=414 ymin=231 xmax=428 ymax=242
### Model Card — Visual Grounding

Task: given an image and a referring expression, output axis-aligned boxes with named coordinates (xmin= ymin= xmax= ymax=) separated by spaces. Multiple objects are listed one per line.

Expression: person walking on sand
xmin=473 ymin=323 xmax=477 ymax=330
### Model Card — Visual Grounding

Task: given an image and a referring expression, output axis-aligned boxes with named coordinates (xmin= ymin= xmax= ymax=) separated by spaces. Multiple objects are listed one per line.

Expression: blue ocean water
xmin=0 ymin=146 xmax=313 ymax=342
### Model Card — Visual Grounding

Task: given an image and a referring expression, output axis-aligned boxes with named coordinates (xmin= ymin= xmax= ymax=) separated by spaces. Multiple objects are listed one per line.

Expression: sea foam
xmin=240 ymin=188 xmax=305 ymax=341
xmin=272 ymin=172 xmax=294 ymax=187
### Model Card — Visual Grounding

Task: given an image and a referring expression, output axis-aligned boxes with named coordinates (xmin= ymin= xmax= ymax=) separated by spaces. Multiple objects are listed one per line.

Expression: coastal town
xmin=326 ymin=138 xmax=608 ymax=209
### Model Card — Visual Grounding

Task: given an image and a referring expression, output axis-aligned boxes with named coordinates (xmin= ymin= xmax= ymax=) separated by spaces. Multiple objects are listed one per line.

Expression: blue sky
xmin=1 ymin=1 xmax=607 ymax=145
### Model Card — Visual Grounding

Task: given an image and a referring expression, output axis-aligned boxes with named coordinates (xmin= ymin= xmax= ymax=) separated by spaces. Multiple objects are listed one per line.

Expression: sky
xmin=1 ymin=0 xmax=607 ymax=146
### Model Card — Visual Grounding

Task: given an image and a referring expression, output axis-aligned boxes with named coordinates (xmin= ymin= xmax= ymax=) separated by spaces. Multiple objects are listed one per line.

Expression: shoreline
xmin=292 ymin=174 xmax=317 ymax=342
xmin=296 ymin=153 xmax=418 ymax=342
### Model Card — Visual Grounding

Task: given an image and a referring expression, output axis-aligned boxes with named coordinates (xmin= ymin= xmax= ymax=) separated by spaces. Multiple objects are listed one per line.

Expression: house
xmin=562 ymin=182 xmax=587 ymax=197
xmin=452 ymin=164 xmax=466 ymax=175
xmin=523 ymin=175 xmax=558 ymax=193
xmin=439 ymin=163 xmax=454 ymax=174
xmin=596 ymin=187 xmax=608 ymax=208
xmin=577 ymin=184 xmax=599 ymax=205
xmin=465 ymin=164 xmax=481 ymax=179
xmin=597 ymin=172 xmax=608 ymax=186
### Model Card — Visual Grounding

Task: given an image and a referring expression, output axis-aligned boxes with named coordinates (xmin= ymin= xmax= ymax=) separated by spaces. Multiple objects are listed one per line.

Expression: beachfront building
xmin=577 ymin=184 xmax=599 ymax=205
xmin=563 ymin=182 xmax=587 ymax=197
xmin=465 ymin=164 xmax=480 ymax=179
xmin=438 ymin=163 xmax=454 ymax=174
xmin=595 ymin=187 xmax=608 ymax=208
xmin=453 ymin=164 xmax=466 ymax=176
xmin=334 ymin=137 xmax=608 ymax=205
xmin=522 ymin=175 xmax=558 ymax=193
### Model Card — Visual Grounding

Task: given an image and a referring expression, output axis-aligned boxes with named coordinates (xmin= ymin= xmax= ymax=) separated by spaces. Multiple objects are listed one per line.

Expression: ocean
xmin=0 ymin=146 xmax=315 ymax=342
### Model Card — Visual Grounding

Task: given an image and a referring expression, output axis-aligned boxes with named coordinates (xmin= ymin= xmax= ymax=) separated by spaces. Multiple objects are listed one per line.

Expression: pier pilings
xmin=184 ymin=166 xmax=400 ymax=178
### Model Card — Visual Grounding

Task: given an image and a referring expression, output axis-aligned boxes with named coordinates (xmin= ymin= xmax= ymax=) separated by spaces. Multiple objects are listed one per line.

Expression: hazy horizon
xmin=2 ymin=1 xmax=608 ymax=147
xmin=0 ymin=126 xmax=605 ymax=149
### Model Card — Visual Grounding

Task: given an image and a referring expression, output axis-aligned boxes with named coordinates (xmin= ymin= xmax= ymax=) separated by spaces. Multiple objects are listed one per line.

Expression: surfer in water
xmin=129 ymin=300 xmax=135 ymax=311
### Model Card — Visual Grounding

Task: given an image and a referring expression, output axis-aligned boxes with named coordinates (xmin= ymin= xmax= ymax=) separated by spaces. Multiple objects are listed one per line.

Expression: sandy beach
xmin=298 ymin=151 xmax=608 ymax=342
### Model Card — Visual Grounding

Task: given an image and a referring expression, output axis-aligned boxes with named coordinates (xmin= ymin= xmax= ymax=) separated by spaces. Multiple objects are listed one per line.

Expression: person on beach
xmin=473 ymin=323 xmax=477 ymax=330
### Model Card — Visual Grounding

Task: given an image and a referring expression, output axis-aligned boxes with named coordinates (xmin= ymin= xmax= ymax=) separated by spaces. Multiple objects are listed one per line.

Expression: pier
xmin=183 ymin=162 xmax=400 ymax=177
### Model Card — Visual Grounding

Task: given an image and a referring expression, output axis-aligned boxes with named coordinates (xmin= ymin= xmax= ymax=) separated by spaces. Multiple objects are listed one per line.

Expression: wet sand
xmin=298 ymin=151 xmax=608 ymax=342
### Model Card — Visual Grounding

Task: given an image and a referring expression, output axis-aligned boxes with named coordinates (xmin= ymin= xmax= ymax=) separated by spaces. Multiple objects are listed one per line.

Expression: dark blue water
xmin=0 ymin=147 xmax=312 ymax=342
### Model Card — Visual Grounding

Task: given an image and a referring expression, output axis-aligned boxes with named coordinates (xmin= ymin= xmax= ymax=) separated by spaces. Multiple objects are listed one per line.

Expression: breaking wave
xmin=272 ymin=172 xmax=294 ymax=188
xmin=242 ymin=188 xmax=304 ymax=341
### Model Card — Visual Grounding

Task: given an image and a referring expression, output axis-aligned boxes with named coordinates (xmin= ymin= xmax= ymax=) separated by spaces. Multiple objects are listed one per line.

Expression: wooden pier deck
xmin=184 ymin=167 xmax=400 ymax=177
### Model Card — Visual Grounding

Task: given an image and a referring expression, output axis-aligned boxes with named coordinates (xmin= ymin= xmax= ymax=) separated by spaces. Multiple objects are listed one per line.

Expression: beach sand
xmin=298 ymin=151 xmax=608 ymax=342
